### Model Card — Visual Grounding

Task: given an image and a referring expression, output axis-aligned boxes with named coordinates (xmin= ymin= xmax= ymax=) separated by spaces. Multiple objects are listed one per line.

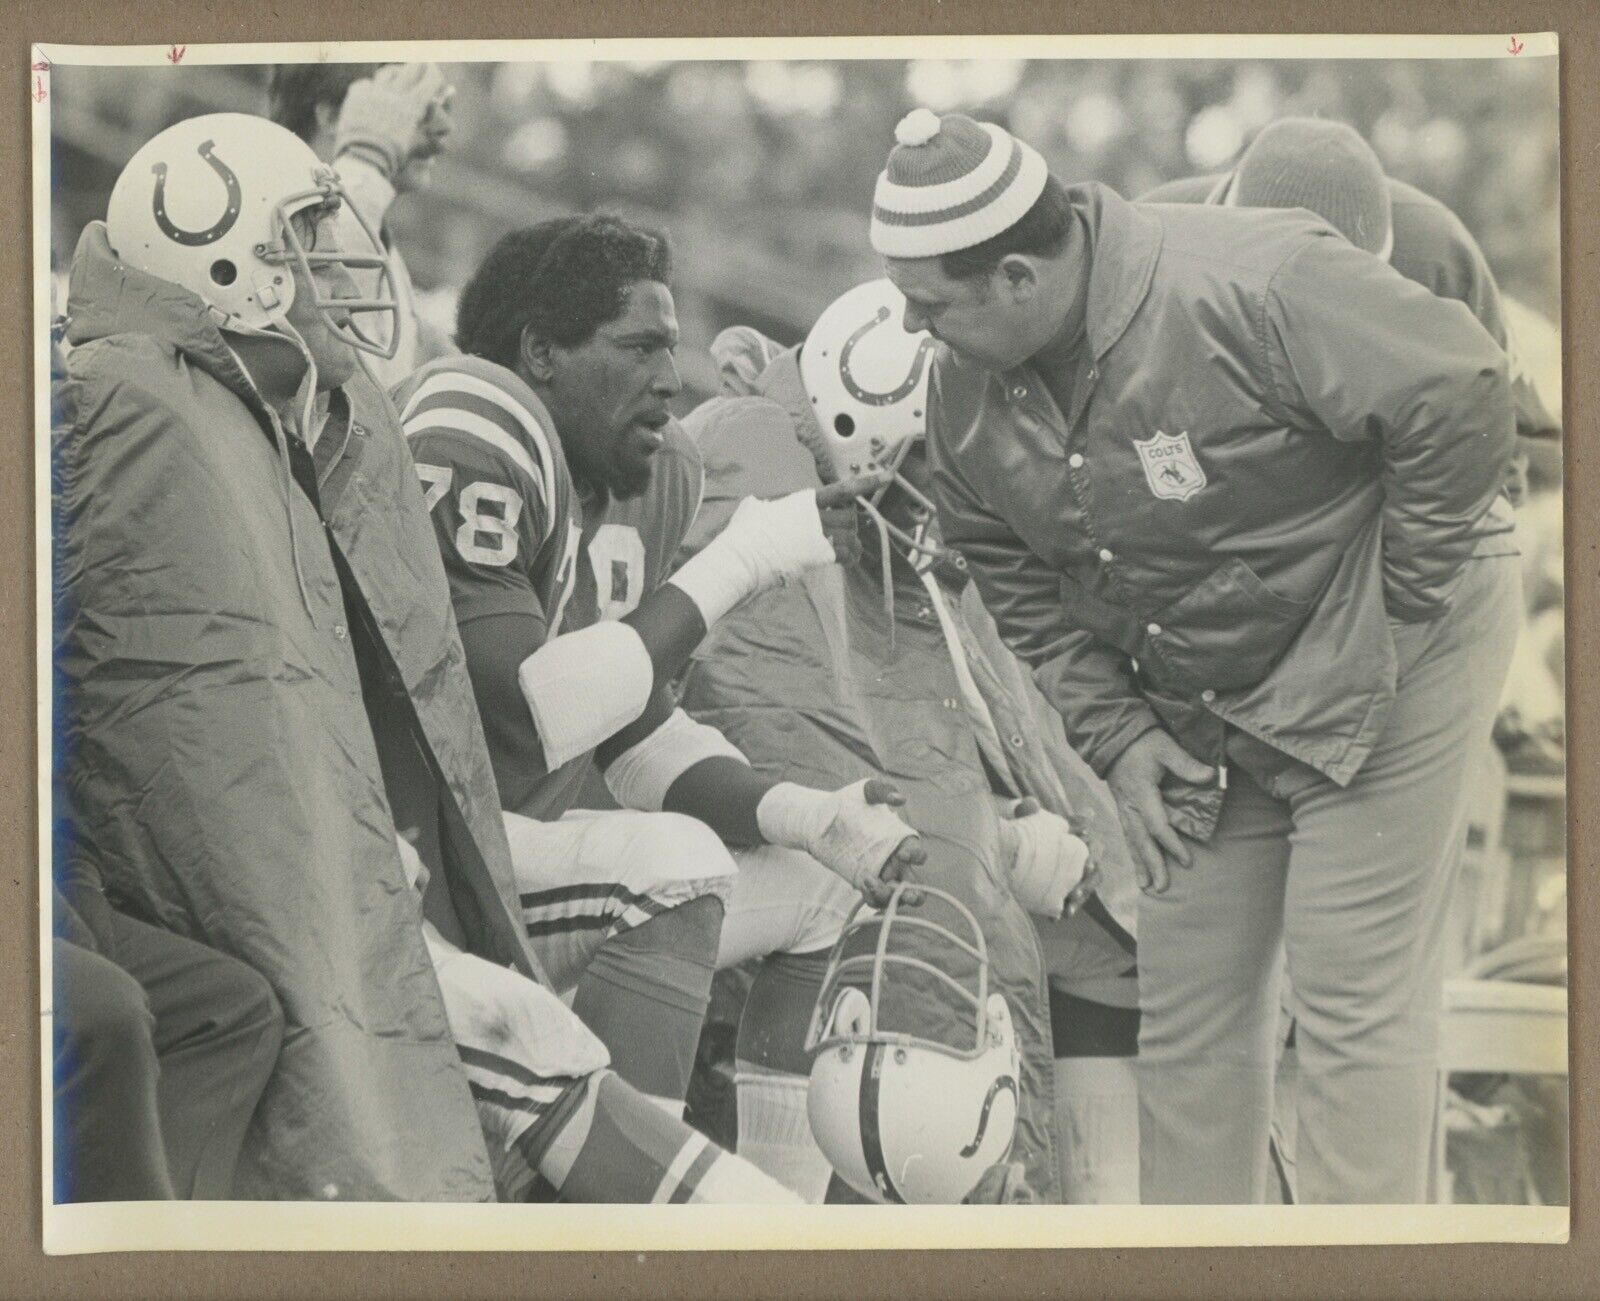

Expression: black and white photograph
xmin=35 ymin=35 xmax=1566 ymax=1251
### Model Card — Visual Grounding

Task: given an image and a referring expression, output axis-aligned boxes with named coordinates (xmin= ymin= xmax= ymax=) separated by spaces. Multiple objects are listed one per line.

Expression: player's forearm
xmin=661 ymin=756 xmax=773 ymax=847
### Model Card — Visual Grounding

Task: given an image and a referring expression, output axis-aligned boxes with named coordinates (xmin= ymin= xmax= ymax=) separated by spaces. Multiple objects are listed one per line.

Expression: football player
xmin=58 ymin=112 xmax=803 ymax=1204
xmin=680 ymin=284 xmax=1140 ymax=1203
xmin=392 ymin=214 xmax=925 ymax=1129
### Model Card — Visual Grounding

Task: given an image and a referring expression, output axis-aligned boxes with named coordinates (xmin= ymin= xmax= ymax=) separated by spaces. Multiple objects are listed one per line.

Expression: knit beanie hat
xmin=870 ymin=110 xmax=1049 ymax=259
xmin=1232 ymin=117 xmax=1393 ymax=258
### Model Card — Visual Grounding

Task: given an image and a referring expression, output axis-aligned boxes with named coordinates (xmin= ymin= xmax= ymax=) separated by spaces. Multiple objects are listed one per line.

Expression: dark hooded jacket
xmin=54 ymin=223 xmax=544 ymax=1200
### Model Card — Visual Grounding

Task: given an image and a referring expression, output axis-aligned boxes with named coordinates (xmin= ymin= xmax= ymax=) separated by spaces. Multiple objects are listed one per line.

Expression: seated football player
xmin=392 ymin=215 xmax=926 ymax=1125
xmin=57 ymin=113 xmax=803 ymax=1205
xmin=677 ymin=283 xmax=1144 ymax=1203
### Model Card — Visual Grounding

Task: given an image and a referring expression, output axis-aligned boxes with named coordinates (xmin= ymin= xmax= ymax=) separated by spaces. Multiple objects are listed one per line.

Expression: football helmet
xmin=805 ymin=884 xmax=1021 ymax=1204
xmin=799 ymin=279 xmax=956 ymax=573
xmin=800 ymin=278 xmax=935 ymax=484
xmin=105 ymin=112 xmax=399 ymax=357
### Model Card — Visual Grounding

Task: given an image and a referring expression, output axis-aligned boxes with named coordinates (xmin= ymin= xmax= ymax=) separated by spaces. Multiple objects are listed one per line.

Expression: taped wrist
xmin=667 ymin=490 xmax=834 ymax=627
xmin=602 ymin=707 xmax=747 ymax=812
xmin=755 ymin=780 xmax=912 ymax=892
xmin=1001 ymin=808 xmax=1090 ymax=918
xmin=517 ymin=621 xmax=654 ymax=770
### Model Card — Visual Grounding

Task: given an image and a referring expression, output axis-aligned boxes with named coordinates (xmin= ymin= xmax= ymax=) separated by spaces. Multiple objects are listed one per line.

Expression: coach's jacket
xmin=928 ymin=183 xmax=1514 ymax=839
xmin=679 ymin=353 xmax=1145 ymax=1202
xmin=55 ymin=223 xmax=542 ymax=1200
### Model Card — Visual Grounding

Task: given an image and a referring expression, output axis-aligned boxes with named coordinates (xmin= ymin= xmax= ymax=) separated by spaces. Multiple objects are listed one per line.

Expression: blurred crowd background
xmin=46 ymin=54 xmax=1565 ymax=1202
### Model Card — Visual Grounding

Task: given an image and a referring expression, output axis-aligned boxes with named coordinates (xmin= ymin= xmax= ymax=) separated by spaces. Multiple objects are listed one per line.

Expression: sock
xmin=539 ymin=1070 xmax=798 ymax=1203
xmin=734 ymin=1065 xmax=834 ymax=1202
xmin=1048 ymin=986 xmax=1140 ymax=1204
xmin=732 ymin=949 xmax=833 ymax=1200
xmin=1053 ymin=1056 xmax=1140 ymax=1204
xmin=570 ymin=896 xmax=723 ymax=1102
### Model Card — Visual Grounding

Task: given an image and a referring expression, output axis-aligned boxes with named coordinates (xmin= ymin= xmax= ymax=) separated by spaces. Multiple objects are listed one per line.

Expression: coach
xmin=870 ymin=110 xmax=1520 ymax=1203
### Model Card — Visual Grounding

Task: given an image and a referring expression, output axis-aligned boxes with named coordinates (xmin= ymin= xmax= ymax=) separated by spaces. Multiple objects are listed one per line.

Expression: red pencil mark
xmin=32 ymin=75 xmax=46 ymax=103
xmin=31 ymin=56 xmax=50 ymax=72
xmin=167 ymin=43 xmax=187 ymax=64
xmin=1509 ymin=35 xmax=1525 ymax=54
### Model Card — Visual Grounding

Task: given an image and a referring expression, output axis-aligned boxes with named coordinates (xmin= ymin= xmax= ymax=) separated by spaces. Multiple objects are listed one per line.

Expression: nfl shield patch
xmin=1134 ymin=430 xmax=1206 ymax=502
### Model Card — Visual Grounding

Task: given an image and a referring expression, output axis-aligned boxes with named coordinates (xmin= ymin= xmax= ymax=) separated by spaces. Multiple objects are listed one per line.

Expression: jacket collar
xmin=64 ymin=222 xmax=275 ymax=415
xmin=1070 ymin=182 xmax=1164 ymax=364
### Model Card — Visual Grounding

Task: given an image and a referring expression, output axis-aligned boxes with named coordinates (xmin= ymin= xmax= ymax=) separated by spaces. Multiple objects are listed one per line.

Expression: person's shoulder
xmin=1135 ymin=173 xmax=1223 ymax=204
xmin=393 ymin=354 xmax=571 ymax=512
xmin=1384 ymin=177 xmax=1488 ymax=295
xmin=684 ymin=394 xmax=822 ymax=498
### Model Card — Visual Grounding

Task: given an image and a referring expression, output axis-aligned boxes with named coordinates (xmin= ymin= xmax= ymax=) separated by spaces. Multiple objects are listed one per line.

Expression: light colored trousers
xmin=1136 ymin=556 xmax=1521 ymax=1204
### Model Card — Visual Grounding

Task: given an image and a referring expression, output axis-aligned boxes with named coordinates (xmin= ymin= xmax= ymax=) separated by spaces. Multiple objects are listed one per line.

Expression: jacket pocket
xmin=1148 ymin=558 xmax=1313 ymax=691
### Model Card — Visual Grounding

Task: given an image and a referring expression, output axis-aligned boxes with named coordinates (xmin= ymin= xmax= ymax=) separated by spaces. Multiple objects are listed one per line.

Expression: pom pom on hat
xmin=895 ymin=108 xmax=943 ymax=147
xmin=871 ymin=112 xmax=1049 ymax=259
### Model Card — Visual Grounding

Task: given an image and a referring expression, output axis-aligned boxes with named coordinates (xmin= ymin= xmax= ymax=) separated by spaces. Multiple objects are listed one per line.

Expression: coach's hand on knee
xmin=1104 ymin=729 xmax=1211 ymax=895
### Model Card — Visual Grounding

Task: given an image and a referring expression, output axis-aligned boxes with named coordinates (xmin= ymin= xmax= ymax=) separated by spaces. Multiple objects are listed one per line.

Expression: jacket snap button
xmin=1011 ymin=385 xmax=1027 ymax=399
xmin=1069 ymin=454 xmax=1085 ymax=469
xmin=1201 ymin=689 xmax=1216 ymax=703
xmin=1009 ymin=734 xmax=1023 ymax=747
xmin=1146 ymin=623 xmax=1162 ymax=637
xmin=1098 ymin=548 xmax=1114 ymax=562
xmin=333 ymin=623 xmax=347 ymax=640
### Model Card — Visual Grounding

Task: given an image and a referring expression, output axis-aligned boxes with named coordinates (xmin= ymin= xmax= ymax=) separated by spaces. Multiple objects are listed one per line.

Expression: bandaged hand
xmin=336 ymin=63 xmax=449 ymax=180
xmin=997 ymin=798 xmax=1096 ymax=919
xmin=756 ymin=778 xmax=926 ymax=906
xmin=668 ymin=475 xmax=883 ymax=627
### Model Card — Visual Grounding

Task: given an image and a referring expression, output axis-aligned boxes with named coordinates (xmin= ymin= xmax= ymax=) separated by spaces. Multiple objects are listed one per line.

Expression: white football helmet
xmin=105 ymin=112 xmax=399 ymax=357
xmin=805 ymin=884 xmax=1021 ymax=1204
xmin=800 ymin=278 xmax=935 ymax=484
xmin=799 ymin=279 xmax=957 ymax=573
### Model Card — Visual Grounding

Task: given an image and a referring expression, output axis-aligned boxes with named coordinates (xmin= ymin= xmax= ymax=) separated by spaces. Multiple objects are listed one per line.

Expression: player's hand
xmin=336 ymin=63 xmax=451 ymax=179
xmin=814 ymin=474 xmax=891 ymax=567
xmin=755 ymin=777 xmax=925 ymax=907
xmin=1103 ymin=730 xmax=1213 ymax=895
xmin=997 ymin=797 xmax=1094 ymax=918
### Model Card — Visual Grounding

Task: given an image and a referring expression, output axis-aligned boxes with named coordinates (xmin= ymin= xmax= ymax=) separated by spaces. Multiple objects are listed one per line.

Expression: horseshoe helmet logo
xmin=839 ymin=305 xmax=937 ymax=408
xmin=150 ymin=139 xmax=242 ymax=247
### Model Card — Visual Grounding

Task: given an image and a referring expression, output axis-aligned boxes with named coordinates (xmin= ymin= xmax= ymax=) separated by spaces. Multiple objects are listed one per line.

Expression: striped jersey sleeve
xmin=393 ymin=357 xmax=575 ymax=630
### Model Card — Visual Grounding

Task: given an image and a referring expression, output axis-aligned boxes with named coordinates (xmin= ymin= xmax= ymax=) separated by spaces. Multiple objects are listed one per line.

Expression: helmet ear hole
xmin=209 ymin=259 xmax=237 ymax=287
xmin=833 ymin=413 xmax=857 ymax=439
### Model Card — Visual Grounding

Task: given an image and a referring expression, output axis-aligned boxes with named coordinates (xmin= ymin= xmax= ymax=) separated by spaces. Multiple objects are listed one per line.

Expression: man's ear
xmin=997 ymin=254 xmax=1042 ymax=304
xmin=519 ymin=326 xmax=556 ymax=384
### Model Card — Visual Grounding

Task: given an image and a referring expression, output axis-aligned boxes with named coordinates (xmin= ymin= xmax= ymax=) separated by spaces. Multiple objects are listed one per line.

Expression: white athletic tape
xmin=755 ymin=779 xmax=916 ymax=894
xmin=518 ymin=620 xmax=654 ymax=769
xmin=602 ymin=707 xmax=747 ymax=813
xmin=667 ymin=489 xmax=834 ymax=628
xmin=999 ymin=807 xmax=1090 ymax=919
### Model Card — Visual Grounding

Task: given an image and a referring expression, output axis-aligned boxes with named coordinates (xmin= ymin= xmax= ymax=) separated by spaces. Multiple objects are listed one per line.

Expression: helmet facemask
xmin=804 ymin=884 xmax=1022 ymax=1203
xmin=258 ymin=168 xmax=401 ymax=360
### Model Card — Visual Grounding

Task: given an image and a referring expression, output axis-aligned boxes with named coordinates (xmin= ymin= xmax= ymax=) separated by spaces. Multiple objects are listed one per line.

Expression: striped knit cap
xmin=870 ymin=110 xmax=1049 ymax=259
xmin=1233 ymin=117 xmax=1393 ymax=258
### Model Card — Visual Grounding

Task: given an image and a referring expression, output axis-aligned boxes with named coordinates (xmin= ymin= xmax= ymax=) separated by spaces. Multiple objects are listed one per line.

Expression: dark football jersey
xmin=392 ymin=355 xmax=704 ymax=819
